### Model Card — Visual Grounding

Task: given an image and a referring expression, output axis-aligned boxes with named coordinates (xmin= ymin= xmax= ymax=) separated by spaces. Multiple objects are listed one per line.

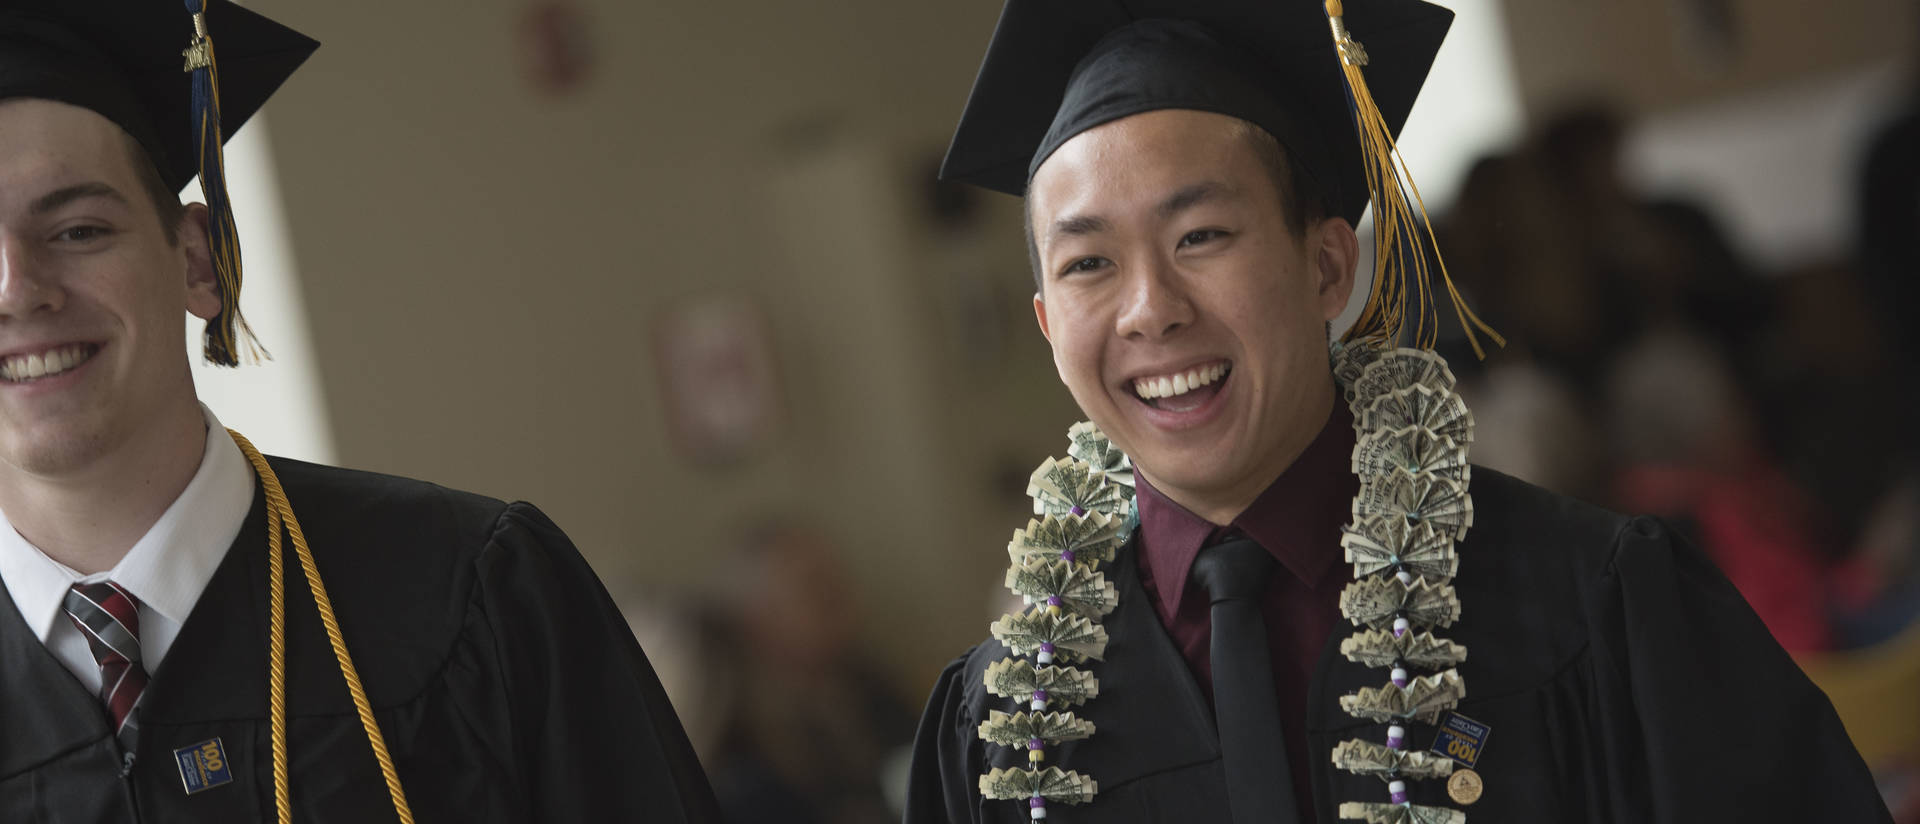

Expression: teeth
xmin=1 ymin=344 xmax=92 ymax=383
xmin=1133 ymin=362 xmax=1229 ymax=400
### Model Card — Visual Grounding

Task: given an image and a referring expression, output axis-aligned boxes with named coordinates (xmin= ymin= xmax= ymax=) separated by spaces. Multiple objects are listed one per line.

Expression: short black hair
xmin=122 ymin=132 xmax=184 ymax=247
xmin=1024 ymin=118 xmax=1332 ymax=291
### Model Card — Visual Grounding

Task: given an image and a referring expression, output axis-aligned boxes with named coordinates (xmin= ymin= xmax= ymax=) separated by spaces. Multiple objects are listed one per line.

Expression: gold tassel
xmin=1324 ymin=0 xmax=1502 ymax=357
xmin=184 ymin=9 xmax=269 ymax=366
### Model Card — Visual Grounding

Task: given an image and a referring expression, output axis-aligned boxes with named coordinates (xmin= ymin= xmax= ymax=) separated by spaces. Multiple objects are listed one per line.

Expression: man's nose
xmin=1114 ymin=255 xmax=1194 ymax=341
xmin=0 ymin=234 xmax=64 ymax=320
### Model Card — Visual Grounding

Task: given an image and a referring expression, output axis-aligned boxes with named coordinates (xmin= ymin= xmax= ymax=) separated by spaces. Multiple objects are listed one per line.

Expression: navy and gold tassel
xmin=182 ymin=1 xmax=263 ymax=366
xmin=1323 ymin=0 xmax=1502 ymax=358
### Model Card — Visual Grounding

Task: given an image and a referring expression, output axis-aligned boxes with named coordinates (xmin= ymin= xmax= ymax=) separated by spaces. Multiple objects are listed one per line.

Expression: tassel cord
xmin=1325 ymin=0 xmax=1504 ymax=357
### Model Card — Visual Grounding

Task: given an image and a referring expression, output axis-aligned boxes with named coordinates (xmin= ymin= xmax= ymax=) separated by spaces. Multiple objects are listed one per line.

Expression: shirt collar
xmin=1135 ymin=399 xmax=1358 ymax=623
xmin=0 ymin=405 xmax=256 ymax=640
xmin=0 ymin=513 xmax=74 ymax=641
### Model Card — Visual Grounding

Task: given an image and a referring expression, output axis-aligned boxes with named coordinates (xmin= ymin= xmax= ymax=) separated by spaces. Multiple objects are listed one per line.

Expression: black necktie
xmin=1191 ymin=538 xmax=1299 ymax=824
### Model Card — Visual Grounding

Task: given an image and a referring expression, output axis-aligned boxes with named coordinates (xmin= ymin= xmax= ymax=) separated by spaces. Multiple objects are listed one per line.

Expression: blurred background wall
xmin=198 ymin=0 xmax=1918 ymax=819
xmin=232 ymin=0 xmax=1074 ymax=691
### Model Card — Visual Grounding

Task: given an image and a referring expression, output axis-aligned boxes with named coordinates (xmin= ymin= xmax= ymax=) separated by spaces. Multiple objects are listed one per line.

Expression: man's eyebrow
xmin=29 ymin=182 xmax=129 ymax=216
xmin=1045 ymin=181 xmax=1235 ymax=244
xmin=1050 ymin=213 xmax=1112 ymax=241
xmin=1157 ymin=182 xmax=1231 ymax=218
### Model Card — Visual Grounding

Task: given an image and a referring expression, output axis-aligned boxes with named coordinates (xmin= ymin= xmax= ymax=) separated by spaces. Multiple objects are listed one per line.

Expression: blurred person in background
xmin=1840 ymin=21 xmax=1920 ymax=650
xmin=1439 ymin=110 xmax=1900 ymax=659
xmin=1605 ymin=327 xmax=1837 ymax=652
xmin=621 ymin=590 xmax=740 ymax=767
xmin=1433 ymin=48 xmax=1920 ymax=813
xmin=1857 ymin=16 xmax=1919 ymax=443
xmin=905 ymin=0 xmax=1887 ymax=822
xmin=701 ymin=519 xmax=914 ymax=824
xmin=0 ymin=2 xmax=717 ymax=820
xmin=1442 ymin=107 xmax=1640 ymax=394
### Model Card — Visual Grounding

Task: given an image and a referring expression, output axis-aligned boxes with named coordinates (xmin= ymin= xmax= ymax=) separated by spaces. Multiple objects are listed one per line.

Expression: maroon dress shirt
xmin=1134 ymin=400 xmax=1358 ymax=821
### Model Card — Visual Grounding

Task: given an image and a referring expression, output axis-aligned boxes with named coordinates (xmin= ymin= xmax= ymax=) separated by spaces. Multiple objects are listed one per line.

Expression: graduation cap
xmin=942 ymin=0 xmax=1499 ymax=354
xmin=0 ymin=0 xmax=319 ymax=366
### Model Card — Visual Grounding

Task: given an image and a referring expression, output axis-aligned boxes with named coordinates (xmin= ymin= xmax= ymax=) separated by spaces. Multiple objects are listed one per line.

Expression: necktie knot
xmin=62 ymin=580 xmax=148 ymax=754
xmin=1190 ymin=538 xmax=1277 ymax=604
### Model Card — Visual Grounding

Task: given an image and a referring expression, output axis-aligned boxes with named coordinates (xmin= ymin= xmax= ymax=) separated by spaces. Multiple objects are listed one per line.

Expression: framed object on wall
xmin=652 ymin=293 xmax=784 ymax=467
xmin=518 ymin=0 xmax=595 ymax=96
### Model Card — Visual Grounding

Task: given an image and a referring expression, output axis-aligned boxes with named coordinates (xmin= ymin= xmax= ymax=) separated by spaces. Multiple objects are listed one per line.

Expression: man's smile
xmin=1130 ymin=359 xmax=1231 ymax=412
xmin=0 ymin=342 xmax=98 ymax=384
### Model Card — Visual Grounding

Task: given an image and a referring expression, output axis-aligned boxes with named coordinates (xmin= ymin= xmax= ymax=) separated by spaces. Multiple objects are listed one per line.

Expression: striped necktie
xmin=63 ymin=581 xmax=150 ymax=756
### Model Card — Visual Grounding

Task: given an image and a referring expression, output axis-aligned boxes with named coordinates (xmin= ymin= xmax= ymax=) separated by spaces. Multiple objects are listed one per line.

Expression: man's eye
xmin=56 ymin=226 xmax=111 ymax=243
xmin=1062 ymin=257 xmax=1109 ymax=275
xmin=1179 ymin=229 xmax=1225 ymax=247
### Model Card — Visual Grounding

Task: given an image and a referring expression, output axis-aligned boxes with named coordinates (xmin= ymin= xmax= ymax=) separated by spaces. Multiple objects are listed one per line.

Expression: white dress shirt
xmin=0 ymin=405 xmax=256 ymax=692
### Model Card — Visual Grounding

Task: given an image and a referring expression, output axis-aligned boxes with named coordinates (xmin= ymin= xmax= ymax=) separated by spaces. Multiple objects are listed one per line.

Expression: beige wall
xmin=1499 ymin=0 xmax=1913 ymax=118
xmin=247 ymin=0 xmax=1075 ymax=695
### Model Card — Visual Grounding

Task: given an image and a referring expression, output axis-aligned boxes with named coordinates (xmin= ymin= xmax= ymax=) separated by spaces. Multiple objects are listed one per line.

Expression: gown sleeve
xmin=1587 ymin=516 xmax=1891 ymax=823
xmin=906 ymin=650 xmax=986 ymax=824
xmin=475 ymin=502 xmax=723 ymax=822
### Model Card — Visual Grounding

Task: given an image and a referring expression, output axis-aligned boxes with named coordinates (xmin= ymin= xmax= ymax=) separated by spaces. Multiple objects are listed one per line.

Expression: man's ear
xmin=1033 ymin=291 xmax=1053 ymax=342
xmin=1313 ymin=216 xmax=1360 ymax=323
xmin=180 ymin=203 xmax=221 ymax=321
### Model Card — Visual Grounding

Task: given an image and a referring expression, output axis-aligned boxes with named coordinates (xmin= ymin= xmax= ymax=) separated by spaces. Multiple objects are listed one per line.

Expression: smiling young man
xmin=1030 ymin=111 xmax=1353 ymax=527
xmin=904 ymin=2 xmax=1889 ymax=823
xmin=0 ymin=2 xmax=719 ymax=821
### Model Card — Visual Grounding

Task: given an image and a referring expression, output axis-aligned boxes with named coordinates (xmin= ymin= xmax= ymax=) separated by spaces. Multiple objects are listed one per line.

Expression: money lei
xmin=1332 ymin=342 xmax=1475 ymax=824
xmin=978 ymin=423 xmax=1134 ymax=818
xmin=980 ymin=346 xmax=1475 ymax=822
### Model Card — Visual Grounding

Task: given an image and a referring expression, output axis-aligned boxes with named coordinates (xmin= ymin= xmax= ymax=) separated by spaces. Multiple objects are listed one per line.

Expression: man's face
xmin=0 ymin=99 xmax=218 ymax=479
xmin=1028 ymin=110 xmax=1355 ymax=518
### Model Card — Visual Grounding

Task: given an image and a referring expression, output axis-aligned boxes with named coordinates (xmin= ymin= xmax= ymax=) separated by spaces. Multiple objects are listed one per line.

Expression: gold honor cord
xmin=228 ymin=430 xmax=414 ymax=824
xmin=1324 ymin=0 xmax=1503 ymax=358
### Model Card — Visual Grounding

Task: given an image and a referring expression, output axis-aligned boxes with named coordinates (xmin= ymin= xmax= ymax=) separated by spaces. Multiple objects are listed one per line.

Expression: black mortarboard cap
xmin=940 ymin=0 xmax=1452 ymax=226
xmin=0 ymin=0 xmax=318 ymax=366
xmin=0 ymin=0 xmax=316 ymax=193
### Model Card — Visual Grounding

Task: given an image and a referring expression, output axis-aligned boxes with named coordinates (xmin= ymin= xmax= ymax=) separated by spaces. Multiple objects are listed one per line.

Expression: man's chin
xmin=1129 ymin=447 xmax=1240 ymax=493
xmin=0 ymin=418 xmax=112 ymax=478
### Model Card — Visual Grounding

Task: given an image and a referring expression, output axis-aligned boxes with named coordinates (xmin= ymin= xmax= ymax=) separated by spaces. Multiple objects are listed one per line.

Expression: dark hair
xmin=1024 ymin=118 xmax=1331 ymax=290
xmin=122 ymin=133 xmax=185 ymax=247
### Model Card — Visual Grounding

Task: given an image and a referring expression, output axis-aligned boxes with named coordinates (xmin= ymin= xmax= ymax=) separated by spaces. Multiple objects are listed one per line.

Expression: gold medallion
xmin=1448 ymin=768 xmax=1483 ymax=805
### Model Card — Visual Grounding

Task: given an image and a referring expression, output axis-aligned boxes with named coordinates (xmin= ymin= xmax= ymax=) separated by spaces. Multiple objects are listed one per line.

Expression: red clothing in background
xmin=1615 ymin=458 xmax=1836 ymax=653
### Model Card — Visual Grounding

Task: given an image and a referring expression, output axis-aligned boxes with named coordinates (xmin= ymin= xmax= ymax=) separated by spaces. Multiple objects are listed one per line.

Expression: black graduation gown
xmin=0 ymin=457 xmax=721 ymax=823
xmin=906 ymin=467 xmax=1891 ymax=823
